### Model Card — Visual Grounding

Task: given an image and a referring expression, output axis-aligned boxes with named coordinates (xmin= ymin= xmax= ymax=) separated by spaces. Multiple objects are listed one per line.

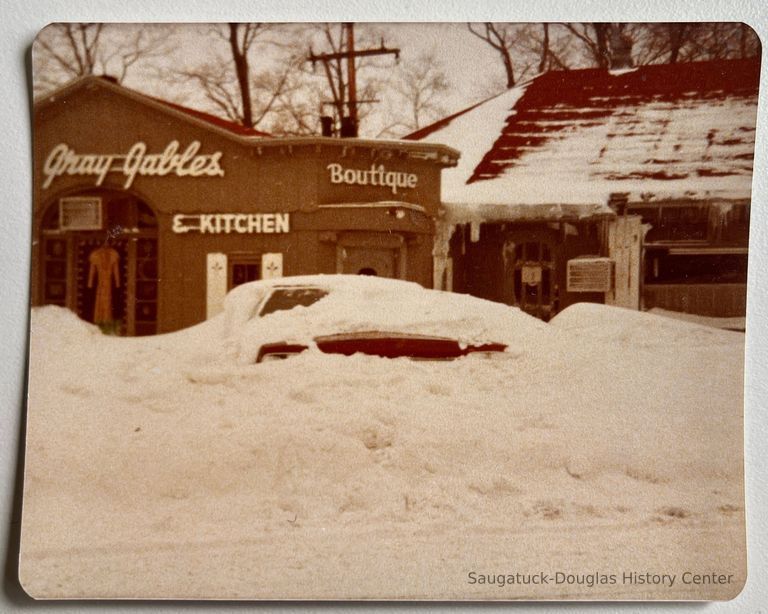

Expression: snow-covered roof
xmin=408 ymin=58 xmax=760 ymax=212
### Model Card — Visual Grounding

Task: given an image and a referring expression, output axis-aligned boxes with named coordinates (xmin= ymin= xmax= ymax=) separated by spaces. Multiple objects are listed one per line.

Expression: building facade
xmin=33 ymin=77 xmax=458 ymax=334
xmin=32 ymin=58 xmax=759 ymax=335
xmin=408 ymin=57 xmax=759 ymax=320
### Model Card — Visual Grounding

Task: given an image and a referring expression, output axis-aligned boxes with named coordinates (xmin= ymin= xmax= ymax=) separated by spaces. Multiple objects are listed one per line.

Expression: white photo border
xmin=2 ymin=1 xmax=766 ymax=611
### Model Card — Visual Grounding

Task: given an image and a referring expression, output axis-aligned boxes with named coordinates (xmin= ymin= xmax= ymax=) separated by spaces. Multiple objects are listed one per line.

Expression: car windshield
xmin=259 ymin=287 xmax=329 ymax=317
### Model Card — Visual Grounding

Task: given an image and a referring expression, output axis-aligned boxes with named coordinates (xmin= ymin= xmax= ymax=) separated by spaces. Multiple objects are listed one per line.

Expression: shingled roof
xmin=407 ymin=58 xmax=760 ymax=210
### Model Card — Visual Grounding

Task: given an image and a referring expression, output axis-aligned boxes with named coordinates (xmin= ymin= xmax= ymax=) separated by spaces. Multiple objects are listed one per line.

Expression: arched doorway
xmin=38 ymin=188 xmax=159 ymax=336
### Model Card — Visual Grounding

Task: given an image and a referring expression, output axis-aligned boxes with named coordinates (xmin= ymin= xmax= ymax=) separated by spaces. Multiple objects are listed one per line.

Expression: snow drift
xmin=20 ymin=291 xmax=746 ymax=599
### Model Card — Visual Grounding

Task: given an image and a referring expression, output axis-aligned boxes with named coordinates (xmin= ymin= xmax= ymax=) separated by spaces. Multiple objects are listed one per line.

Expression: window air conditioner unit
xmin=567 ymin=257 xmax=614 ymax=293
xmin=59 ymin=197 xmax=102 ymax=231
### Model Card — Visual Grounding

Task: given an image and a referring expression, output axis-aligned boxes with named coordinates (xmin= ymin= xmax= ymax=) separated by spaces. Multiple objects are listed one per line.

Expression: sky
xmin=37 ymin=23 xmax=516 ymax=138
xmin=35 ymin=21 xmax=759 ymax=137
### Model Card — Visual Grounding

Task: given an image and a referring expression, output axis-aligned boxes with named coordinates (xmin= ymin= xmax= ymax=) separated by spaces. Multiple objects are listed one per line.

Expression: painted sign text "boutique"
xmin=327 ymin=163 xmax=418 ymax=195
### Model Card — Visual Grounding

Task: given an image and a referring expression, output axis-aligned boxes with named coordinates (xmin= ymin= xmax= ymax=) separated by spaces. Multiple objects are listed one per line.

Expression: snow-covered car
xmin=221 ymin=275 xmax=546 ymax=364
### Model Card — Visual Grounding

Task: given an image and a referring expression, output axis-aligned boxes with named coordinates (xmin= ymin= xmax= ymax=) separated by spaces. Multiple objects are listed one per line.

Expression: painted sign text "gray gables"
xmin=327 ymin=163 xmax=418 ymax=195
xmin=42 ymin=141 xmax=225 ymax=190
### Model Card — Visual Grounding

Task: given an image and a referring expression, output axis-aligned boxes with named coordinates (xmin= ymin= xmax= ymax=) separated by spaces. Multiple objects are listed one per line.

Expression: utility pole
xmin=347 ymin=23 xmax=358 ymax=133
xmin=308 ymin=23 xmax=399 ymax=137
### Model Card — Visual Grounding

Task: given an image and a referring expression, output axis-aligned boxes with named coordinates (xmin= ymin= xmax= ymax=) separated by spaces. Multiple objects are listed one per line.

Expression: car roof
xmin=230 ymin=275 xmax=426 ymax=299
xmin=259 ymin=274 xmax=421 ymax=288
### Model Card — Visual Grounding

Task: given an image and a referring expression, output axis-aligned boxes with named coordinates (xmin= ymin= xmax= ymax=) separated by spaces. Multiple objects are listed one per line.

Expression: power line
xmin=308 ymin=23 xmax=399 ymax=137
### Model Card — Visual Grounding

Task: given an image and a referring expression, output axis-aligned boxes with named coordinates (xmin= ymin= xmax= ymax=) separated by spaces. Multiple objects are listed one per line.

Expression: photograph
xmin=19 ymin=21 xmax=759 ymax=600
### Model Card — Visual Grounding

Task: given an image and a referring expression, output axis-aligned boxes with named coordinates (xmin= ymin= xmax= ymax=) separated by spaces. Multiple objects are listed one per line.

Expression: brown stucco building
xmin=33 ymin=77 xmax=458 ymax=335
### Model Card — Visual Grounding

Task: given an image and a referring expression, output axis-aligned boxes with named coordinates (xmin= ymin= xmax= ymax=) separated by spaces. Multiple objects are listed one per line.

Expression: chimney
xmin=609 ymin=28 xmax=634 ymax=70
xmin=340 ymin=116 xmax=358 ymax=138
xmin=320 ymin=115 xmax=334 ymax=137
xmin=608 ymin=192 xmax=630 ymax=215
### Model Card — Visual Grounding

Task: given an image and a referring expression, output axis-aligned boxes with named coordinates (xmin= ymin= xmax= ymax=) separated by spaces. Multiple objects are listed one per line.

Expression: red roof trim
xmin=150 ymin=97 xmax=272 ymax=138
xmin=84 ymin=76 xmax=271 ymax=138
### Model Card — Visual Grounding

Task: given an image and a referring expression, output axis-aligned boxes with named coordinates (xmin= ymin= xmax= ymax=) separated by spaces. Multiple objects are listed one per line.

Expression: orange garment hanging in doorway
xmin=87 ymin=246 xmax=121 ymax=324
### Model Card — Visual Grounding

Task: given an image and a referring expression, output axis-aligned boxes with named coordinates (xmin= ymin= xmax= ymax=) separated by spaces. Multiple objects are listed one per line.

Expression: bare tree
xmin=33 ymin=23 xmax=170 ymax=97
xmin=594 ymin=23 xmax=760 ymax=68
xmin=228 ymin=23 xmax=259 ymax=127
xmin=467 ymin=22 xmax=575 ymax=94
xmin=560 ymin=23 xmax=614 ymax=68
xmin=264 ymin=54 xmax=325 ymax=136
xmin=539 ymin=24 xmax=550 ymax=73
xmin=166 ymin=22 xmax=401 ymax=136
xmin=166 ymin=23 xmax=295 ymax=130
xmin=738 ymin=23 xmax=760 ymax=59
xmin=467 ymin=23 xmax=522 ymax=88
xmin=471 ymin=21 xmax=750 ymax=82
xmin=395 ymin=52 xmax=449 ymax=131
xmin=516 ymin=23 xmax=572 ymax=73
xmin=377 ymin=51 xmax=450 ymax=137
xmin=627 ymin=23 xmax=690 ymax=66
xmin=667 ymin=23 xmax=690 ymax=63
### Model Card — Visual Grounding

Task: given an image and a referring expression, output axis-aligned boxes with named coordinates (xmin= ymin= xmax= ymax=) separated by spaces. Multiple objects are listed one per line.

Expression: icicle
xmin=709 ymin=200 xmax=734 ymax=235
xmin=713 ymin=201 xmax=733 ymax=220
xmin=433 ymin=256 xmax=447 ymax=291
xmin=564 ymin=223 xmax=579 ymax=237
xmin=502 ymin=240 xmax=516 ymax=269
xmin=470 ymin=220 xmax=481 ymax=243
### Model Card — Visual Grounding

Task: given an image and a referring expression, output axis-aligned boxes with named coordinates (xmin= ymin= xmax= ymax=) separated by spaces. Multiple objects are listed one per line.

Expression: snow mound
xmin=23 ymin=293 xmax=745 ymax=599
xmin=649 ymin=307 xmax=746 ymax=332
xmin=550 ymin=302 xmax=743 ymax=348
xmin=30 ymin=304 xmax=102 ymax=339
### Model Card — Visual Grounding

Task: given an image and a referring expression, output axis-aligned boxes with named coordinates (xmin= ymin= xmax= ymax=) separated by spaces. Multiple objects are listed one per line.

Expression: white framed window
xmin=59 ymin=197 xmax=102 ymax=231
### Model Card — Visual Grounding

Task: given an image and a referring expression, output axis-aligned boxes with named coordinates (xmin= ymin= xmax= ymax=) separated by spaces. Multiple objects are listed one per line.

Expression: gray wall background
xmin=2 ymin=1 xmax=767 ymax=612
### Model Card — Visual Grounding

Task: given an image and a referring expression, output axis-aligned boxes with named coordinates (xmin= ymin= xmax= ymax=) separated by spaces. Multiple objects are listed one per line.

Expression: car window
xmin=258 ymin=287 xmax=329 ymax=316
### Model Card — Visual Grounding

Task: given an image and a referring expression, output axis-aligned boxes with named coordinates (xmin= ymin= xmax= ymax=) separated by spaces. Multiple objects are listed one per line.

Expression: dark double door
xmin=506 ymin=238 xmax=557 ymax=321
xmin=41 ymin=233 xmax=159 ymax=336
xmin=79 ymin=235 xmax=158 ymax=336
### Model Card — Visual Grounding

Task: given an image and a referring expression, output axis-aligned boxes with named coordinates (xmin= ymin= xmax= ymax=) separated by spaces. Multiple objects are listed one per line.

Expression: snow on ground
xmin=648 ymin=307 xmax=746 ymax=332
xmin=550 ymin=302 xmax=744 ymax=348
xmin=20 ymin=291 xmax=746 ymax=600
